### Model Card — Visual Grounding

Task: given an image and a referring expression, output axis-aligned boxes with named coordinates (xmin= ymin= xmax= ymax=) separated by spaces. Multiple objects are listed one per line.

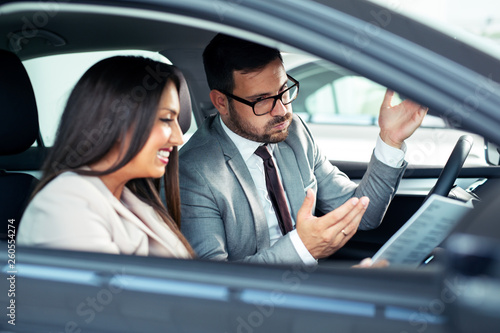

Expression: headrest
xmin=0 ymin=50 xmax=39 ymax=155
xmin=171 ymin=65 xmax=192 ymax=134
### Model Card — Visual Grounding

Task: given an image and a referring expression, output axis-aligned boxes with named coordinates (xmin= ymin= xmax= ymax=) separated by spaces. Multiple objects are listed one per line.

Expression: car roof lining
xmin=2 ymin=0 xmax=499 ymax=76
xmin=0 ymin=2 xmax=313 ymax=123
xmin=1 ymin=11 xmax=214 ymax=59
xmin=0 ymin=2 xmax=302 ymax=60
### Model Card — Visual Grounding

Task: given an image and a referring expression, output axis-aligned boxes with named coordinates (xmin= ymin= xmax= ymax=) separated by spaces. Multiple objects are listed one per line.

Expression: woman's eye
xmin=160 ymin=117 xmax=173 ymax=123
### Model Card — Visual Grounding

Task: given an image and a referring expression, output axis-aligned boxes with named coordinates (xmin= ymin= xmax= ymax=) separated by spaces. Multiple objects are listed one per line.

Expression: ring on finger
xmin=341 ymin=229 xmax=348 ymax=236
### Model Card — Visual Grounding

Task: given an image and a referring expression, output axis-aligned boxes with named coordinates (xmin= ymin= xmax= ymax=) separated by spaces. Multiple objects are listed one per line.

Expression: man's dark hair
xmin=203 ymin=33 xmax=283 ymax=93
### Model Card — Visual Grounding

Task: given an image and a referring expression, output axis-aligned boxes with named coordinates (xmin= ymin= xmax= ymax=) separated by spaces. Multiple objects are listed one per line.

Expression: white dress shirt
xmin=220 ymin=117 xmax=405 ymax=265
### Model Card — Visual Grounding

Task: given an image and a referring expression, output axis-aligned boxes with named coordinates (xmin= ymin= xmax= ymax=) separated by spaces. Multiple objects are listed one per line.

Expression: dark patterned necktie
xmin=254 ymin=145 xmax=294 ymax=235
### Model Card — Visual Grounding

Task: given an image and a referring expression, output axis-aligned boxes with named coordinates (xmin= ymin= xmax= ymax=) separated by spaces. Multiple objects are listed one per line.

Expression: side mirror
xmin=485 ymin=139 xmax=500 ymax=166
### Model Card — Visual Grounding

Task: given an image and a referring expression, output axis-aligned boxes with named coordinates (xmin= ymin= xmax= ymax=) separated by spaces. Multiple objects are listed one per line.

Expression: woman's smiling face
xmin=123 ymin=80 xmax=183 ymax=179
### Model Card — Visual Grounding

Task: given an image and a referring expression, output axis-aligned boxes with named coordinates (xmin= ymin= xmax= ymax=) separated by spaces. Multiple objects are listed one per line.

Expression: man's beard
xmin=225 ymin=102 xmax=293 ymax=143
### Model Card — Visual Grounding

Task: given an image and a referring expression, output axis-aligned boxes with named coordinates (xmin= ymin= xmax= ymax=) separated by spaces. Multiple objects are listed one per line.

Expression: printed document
xmin=372 ymin=194 xmax=473 ymax=267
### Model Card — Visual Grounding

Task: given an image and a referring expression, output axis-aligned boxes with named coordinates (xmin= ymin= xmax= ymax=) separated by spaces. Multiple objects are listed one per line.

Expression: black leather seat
xmin=0 ymin=50 xmax=40 ymax=240
xmin=172 ymin=65 xmax=192 ymax=134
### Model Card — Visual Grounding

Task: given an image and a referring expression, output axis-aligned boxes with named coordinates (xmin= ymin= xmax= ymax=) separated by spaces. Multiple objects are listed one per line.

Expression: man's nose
xmin=270 ymin=98 xmax=288 ymax=117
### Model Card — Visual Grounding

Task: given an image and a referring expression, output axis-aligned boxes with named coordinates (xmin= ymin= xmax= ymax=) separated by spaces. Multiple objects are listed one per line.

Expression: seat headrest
xmin=171 ymin=65 xmax=192 ymax=134
xmin=0 ymin=50 xmax=39 ymax=155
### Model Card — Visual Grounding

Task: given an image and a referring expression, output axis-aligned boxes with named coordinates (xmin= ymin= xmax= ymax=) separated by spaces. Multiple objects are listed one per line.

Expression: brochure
xmin=371 ymin=194 xmax=473 ymax=267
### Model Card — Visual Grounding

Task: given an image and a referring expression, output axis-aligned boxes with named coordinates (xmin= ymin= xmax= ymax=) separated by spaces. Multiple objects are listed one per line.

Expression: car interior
xmin=1 ymin=1 xmax=500 ymax=331
xmin=1 ymin=0 xmax=499 ymax=260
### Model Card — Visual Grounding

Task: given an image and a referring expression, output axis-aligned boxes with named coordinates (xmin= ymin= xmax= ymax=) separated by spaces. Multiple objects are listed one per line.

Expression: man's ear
xmin=209 ymin=90 xmax=229 ymax=116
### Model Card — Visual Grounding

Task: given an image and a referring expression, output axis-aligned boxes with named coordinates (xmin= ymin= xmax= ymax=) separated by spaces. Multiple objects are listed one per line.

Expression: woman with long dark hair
xmin=18 ymin=56 xmax=194 ymax=258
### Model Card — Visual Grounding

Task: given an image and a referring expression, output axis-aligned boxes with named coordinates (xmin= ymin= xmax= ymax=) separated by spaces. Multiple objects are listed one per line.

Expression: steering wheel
xmin=423 ymin=135 xmax=474 ymax=202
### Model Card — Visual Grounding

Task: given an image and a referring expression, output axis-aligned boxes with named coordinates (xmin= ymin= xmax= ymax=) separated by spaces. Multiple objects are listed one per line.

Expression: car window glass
xmin=284 ymin=53 xmax=487 ymax=166
xmin=23 ymin=50 xmax=173 ymax=147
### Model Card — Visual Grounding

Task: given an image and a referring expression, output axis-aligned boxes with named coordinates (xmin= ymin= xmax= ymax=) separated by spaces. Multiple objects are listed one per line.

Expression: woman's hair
xmin=33 ymin=55 xmax=194 ymax=255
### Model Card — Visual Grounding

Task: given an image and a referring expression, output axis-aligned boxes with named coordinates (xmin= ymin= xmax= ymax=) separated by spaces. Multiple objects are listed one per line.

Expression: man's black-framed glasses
xmin=219 ymin=75 xmax=299 ymax=116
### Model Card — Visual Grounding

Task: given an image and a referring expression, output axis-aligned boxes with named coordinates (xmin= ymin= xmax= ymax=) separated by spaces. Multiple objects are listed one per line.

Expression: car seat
xmin=173 ymin=65 xmax=192 ymax=134
xmin=0 ymin=49 xmax=40 ymax=240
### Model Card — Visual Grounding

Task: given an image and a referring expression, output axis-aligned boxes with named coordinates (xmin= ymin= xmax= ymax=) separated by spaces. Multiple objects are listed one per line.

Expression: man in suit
xmin=179 ymin=34 xmax=427 ymax=265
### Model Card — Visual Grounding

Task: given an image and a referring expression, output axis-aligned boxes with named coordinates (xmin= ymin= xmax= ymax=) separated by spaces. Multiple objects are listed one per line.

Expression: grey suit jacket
xmin=179 ymin=114 xmax=406 ymax=264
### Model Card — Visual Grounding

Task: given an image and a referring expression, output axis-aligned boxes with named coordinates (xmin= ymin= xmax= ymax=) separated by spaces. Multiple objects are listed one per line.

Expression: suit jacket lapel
xmin=212 ymin=116 xmax=270 ymax=250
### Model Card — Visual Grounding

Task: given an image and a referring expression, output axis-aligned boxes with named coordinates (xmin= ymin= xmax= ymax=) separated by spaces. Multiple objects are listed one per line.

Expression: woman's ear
xmin=209 ymin=90 xmax=229 ymax=116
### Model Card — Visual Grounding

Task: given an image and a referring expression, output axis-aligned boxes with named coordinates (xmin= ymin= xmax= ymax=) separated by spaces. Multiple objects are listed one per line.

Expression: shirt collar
xmin=219 ymin=116 xmax=275 ymax=162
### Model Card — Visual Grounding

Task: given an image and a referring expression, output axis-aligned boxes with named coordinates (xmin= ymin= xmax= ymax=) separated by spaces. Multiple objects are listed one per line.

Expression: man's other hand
xmin=378 ymin=89 xmax=428 ymax=149
xmin=295 ymin=189 xmax=369 ymax=259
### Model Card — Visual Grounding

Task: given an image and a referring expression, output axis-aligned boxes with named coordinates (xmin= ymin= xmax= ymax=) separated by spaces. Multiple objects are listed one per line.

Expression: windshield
xmin=368 ymin=0 xmax=500 ymax=59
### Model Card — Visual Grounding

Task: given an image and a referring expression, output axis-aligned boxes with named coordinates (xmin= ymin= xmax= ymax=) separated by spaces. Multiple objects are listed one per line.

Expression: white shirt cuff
xmin=374 ymin=135 xmax=406 ymax=168
xmin=289 ymin=229 xmax=318 ymax=266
